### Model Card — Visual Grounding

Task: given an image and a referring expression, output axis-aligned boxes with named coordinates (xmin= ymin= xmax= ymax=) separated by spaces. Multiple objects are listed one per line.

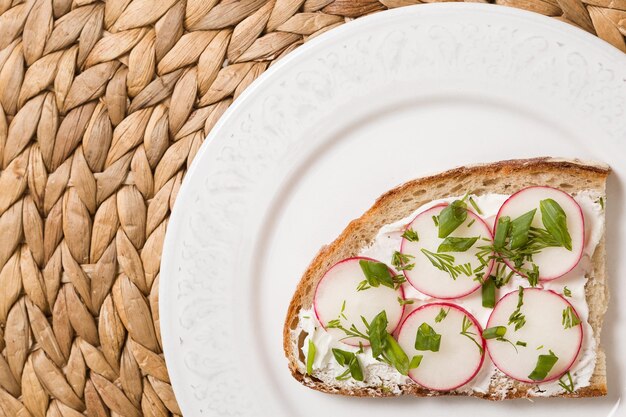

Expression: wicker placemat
xmin=0 ymin=1 xmax=623 ymax=416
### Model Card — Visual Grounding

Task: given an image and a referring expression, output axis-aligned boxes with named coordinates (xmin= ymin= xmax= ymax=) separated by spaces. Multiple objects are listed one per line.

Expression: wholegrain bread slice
xmin=283 ymin=157 xmax=610 ymax=400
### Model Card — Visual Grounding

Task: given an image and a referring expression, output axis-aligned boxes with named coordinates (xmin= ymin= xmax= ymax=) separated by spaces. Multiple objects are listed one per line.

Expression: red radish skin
xmin=486 ymin=288 xmax=583 ymax=383
xmin=397 ymin=302 xmax=485 ymax=391
xmin=400 ymin=204 xmax=495 ymax=299
xmin=313 ymin=256 xmax=405 ymax=347
xmin=494 ymin=186 xmax=585 ymax=281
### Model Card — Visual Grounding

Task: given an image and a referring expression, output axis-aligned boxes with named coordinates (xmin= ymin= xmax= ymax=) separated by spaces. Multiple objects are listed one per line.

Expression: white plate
xmin=160 ymin=4 xmax=626 ymax=416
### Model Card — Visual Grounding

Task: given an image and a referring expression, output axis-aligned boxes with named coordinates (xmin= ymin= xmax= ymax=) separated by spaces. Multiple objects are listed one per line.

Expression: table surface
xmin=0 ymin=1 xmax=624 ymax=416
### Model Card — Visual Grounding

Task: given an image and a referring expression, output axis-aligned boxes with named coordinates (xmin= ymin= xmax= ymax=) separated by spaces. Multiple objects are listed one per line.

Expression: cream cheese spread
xmin=295 ymin=191 xmax=604 ymax=396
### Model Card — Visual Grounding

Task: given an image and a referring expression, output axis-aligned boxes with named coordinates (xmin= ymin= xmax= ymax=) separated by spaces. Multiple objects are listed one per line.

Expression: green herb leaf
xmin=460 ymin=315 xmax=484 ymax=355
xmin=482 ymin=326 xmax=507 ymax=339
xmin=563 ymin=286 xmax=572 ymax=297
xmin=415 ymin=323 xmax=441 ymax=352
xmin=510 ymin=209 xmax=536 ymax=250
xmin=508 ymin=286 xmax=527 ymax=331
xmin=516 ymin=341 xmax=527 ymax=347
xmin=421 ymin=248 xmax=472 ymax=280
xmin=391 ymin=251 xmax=415 ymax=272
xmin=359 ymin=260 xmax=395 ymax=289
xmin=493 ymin=216 xmax=511 ymax=249
xmin=432 ymin=215 xmax=439 ymax=226
xmin=438 ymin=200 xmax=468 ymax=238
xmin=332 ymin=348 xmax=364 ymax=381
xmin=306 ymin=340 xmax=316 ymax=374
xmin=562 ymin=306 xmax=581 ymax=329
xmin=434 ymin=308 xmax=449 ymax=323
xmin=526 ymin=264 xmax=540 ymax=287
xmin=558 ymin=371 xmax=575 ymax=393
xmin=481 ymin=276 xmax=496 ymax=308
xmin=469 ymin=196 xmax=483 ymax=215
xmin=540 ymin=199 xmax=572 ymax=251
xmin=597 ymin=197 xmax=604 ymax=210
xmin=384 ymin=333 xmax=410 ymax=376
xmin=437 ymin=236 xmax=479 ymax=253
xmin=528 ymin=350 xmax=559 ymax=381
xmin=369 ymin=311 xmax=389 ymax=358
xmin=398 ymin=297 xmax=414 ymax=306
xmin=331 ymin=310 xmax=414 ymax=377
xmin=409 ymin=355 xmax=423 ymax=370
xmin=402 ymin=228 xmax=419 ymax=242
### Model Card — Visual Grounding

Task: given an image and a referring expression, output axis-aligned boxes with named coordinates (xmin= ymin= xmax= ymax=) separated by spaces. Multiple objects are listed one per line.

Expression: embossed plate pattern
xmin=160 ymin=4 xmax=626 ymax=416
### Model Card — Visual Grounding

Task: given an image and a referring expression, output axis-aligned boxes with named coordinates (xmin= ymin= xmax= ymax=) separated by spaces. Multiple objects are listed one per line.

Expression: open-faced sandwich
xmin=283 ymin=158 xmax=609 ymax=400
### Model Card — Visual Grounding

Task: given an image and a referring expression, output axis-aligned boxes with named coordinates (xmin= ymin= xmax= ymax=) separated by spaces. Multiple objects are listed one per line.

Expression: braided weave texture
xmin=0 ymin=0 xmax=624 ymax=416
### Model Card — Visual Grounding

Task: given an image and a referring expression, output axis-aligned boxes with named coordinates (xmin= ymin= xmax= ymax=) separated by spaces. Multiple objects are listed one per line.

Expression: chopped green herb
xmin=402 ymin=228 xmax=419 ymax=242
xmin=391 ymin=251 xmax=415 ymax=271
xmin=508 ymin=286 xmax=526 ymax=331
xmin=536 ymin=345 xmax=544 ymax=350
xmin=383 ymin=333 xmax=410 ymax=376
xmin=482 ymin=276 xmax=496 ymax=308
xmin=476 ymin=198 xmax=574 ymax=288
xmin=432 ymin=215 xmax=439 ymax=226
xmin=398 ymin=297 xmax=414 ymax=306
xmin=437 ymin=236 xmax=479 ymax=253
xmin=467 ymin=219 xmax=476 ymax=228
xmin=481 ymin=326 xmax=517 ymax=350
xmin=359 ymin=260 xmax=395 ymax=289
xmin=562 ymin=306 xmax=581 ymax=329
xmin=306 ymin=340 xmax=316 ymax=374
xmin=540 ymin=199 xmax=572 ymax=251
xmin=482 ymin=326 xmax=507 ymax=339
xmin=421 ymin=248 xmax=472 ymax=280
xmin=563 ymin=286 xmax=572 ymax=297
xmin=493 ymin=216 xmax=511 ymax=249
xmin=357 ymin=342 xmax=364 ymax=354
xmin=526 ymin=264 xmax=540 ymax=287
xmin=434 ymin=308 xmax=450 ymax=323
xmin=469 ymin=196 xmax=483 ymax=215
xmin=510 ymin=209 xmax=536 ymax=250
xmin=415 ymin=323 xmax=441 ymax=352
xmin=369 ymin=312 xmax=388 ymax=358
xmin=558 ymin=371 xmax=575 ymax=393
xmin=302 ymin=315 xmax=310 ymax=319
xmin=460 ymin=315 xmax=484 ymax=355
xmin=597 ymin=197 xmax=604 ymax=210
xmin=528 ymin=350 xmax=559 ymax=381
xmin=348 ymin=311 xmax=412 ymax=376
xmin=438 ymin=200 xmax=468 ymax=238
xmin=409 ymin=355 xmax=423 ymax=370
xmin=332 ymin=348 xmax=363 ymax=381
xmin=516 ymin=341 xmax=527 ymax=347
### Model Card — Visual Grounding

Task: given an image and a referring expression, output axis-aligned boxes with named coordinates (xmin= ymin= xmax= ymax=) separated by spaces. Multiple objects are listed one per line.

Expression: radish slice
xmin=494 ymin=186 xmax=584 ymax=281
xmin=486 ymin=288 xmax=583 ymax=383
xmin=401 ymin=204 xmax=494 ymax=299
xmin=314 ymin=257 xmax=405 ymax=346
xmin=397 ymin=303 xmax=485 ymax=391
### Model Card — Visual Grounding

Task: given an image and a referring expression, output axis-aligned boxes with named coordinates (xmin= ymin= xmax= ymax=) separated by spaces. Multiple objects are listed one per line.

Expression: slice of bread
xmin=283 ymin=157 xmax=610 ymax=400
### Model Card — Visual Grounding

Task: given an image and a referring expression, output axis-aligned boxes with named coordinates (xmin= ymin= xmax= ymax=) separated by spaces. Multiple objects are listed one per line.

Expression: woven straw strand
xmin=0 ymin=1 xmax=623 ymax=416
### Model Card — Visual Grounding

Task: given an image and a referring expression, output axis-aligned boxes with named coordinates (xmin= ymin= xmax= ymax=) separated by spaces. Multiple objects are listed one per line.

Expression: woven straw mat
xmin=0 ymin=0 xmax=624 ymax=416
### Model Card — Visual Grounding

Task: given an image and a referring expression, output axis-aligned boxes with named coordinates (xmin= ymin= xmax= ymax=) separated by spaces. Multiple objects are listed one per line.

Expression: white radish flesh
xmin=486 ymin=288 xmax=582 ymax=382
xmin=397 ymin=303 xmax=485 ymax=391
xmin=495 ymin=186 xmax=584 ymax=280
xmin=314 ymin=257 xmax=405 ymax=346
xmin=401 ymin=204 xmax=494 ymax=299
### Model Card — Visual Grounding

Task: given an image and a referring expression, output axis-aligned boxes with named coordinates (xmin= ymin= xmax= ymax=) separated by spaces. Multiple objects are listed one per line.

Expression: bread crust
xmin=283 ymin=157 xmax=610 ymax=399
